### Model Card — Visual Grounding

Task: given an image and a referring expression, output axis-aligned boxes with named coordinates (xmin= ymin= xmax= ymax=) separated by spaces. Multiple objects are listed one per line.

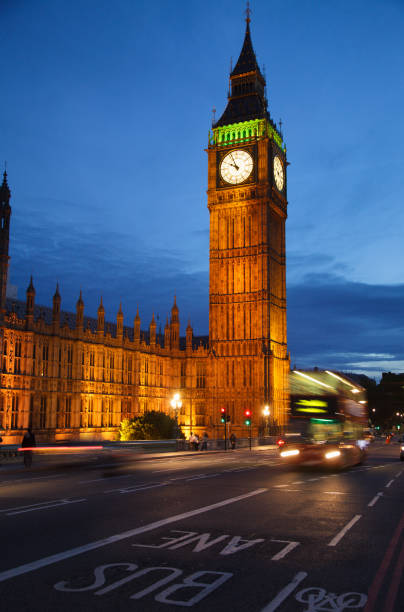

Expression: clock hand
xmin=230 ymin=153 xmax=239 ymax=170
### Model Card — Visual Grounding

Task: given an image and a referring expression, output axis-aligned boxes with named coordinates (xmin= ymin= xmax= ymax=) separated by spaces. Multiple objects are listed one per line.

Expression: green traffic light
xmin=221 ymin=417 xmax=226 ymax=424
xmin=245 ymin=419 xmax=251 ymax=426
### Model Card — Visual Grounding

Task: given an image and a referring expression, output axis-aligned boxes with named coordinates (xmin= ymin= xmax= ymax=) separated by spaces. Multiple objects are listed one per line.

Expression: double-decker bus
xmin=278 ymin=369 xmax=368 ymax=469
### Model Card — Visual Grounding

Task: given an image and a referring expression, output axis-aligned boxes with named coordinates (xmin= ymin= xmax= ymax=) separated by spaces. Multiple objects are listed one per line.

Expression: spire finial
xmin=245 ymin=1 xmax=251 ymax=25
xmin=77 ymin=288 xmax=84 ymax=306
xmin=27 ymin=275 xmax=35 ymax=293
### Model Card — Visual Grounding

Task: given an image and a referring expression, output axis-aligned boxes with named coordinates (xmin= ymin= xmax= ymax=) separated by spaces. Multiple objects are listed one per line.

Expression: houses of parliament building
xmin=0 ymin=16 xmax=289 ymax=444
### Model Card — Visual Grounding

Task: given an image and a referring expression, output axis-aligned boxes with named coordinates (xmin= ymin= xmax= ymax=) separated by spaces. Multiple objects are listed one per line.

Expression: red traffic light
xmin=244 ymin=409 xmax=251 ymax=417
xmin=277 ymin=438 xmax=285 ymax=447
xmin=220 ymin=407 xmax=226 ymax=414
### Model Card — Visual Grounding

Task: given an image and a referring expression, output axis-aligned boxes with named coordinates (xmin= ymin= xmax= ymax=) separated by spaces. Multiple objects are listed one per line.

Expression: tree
xmin=118 ymin=411 xmax=184 ymax=441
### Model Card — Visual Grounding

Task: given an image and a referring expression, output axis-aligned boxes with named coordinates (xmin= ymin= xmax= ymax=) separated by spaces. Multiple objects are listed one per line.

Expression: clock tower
xmin=207 ymin=14 xmax=289 ymax=432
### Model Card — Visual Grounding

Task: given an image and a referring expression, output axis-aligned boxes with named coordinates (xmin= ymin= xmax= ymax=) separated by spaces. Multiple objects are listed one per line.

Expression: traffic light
xmin=220 ymin=407 xmax=226 ymax=424
xmin=244 ymin=408 xmax=251 ymax=426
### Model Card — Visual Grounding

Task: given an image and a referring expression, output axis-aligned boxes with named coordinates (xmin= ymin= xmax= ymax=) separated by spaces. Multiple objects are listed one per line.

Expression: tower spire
xmin=0 ymin=166 xmax=11 ymax=318
xmin=213 ymin=11 xmax=268 ymax=128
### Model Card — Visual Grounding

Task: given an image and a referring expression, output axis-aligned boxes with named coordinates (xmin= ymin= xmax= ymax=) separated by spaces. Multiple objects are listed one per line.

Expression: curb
xmin=0 ymin=445 xmax=279 ymax=476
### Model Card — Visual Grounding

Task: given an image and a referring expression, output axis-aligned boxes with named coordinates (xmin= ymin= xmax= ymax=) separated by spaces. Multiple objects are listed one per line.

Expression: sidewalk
xmin=0 ymin=444 xmax=278 ymax=476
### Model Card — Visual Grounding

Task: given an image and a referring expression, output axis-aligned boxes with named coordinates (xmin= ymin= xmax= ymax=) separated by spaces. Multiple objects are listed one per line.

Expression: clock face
xmin=273 ymin=156 xmax=284 ymax=191
xmin=220 ymin=150 xmax=254 ymax=185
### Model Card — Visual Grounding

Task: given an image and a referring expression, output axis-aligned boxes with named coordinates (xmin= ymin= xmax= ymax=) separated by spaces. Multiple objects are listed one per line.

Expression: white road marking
xmin=274 ymin=484 xmax=289 ymax=488
xmin=385 ymin=480 xmax=394 ymax=488
xmin=107 ymin=482 xmax=170 ymax=495
xmin=1 ymin=498 xmax=86 ymax=516
xmin=80 ymin=474 xmax=131 ymax=484
xmin=368 ymin=492 xmax=383 ymax=507
xmin=0 ymin=474 xmax=66 ymax=487
xmin=186 ymin=473 xmax=220 ymax=481
xmin=324 ymin=491 xmax=346 ymax=495
xmin=104 ymin=481 xmax=157 ymax=493
xmin=270 ymin=540 xmax=300 ymax=561
xmin=260 ymin=571 xmax=308 ymax=611
xmin=328 ymin=515 xmax=362 ymax=547
xmin=0 ymin=487 xmax=267 ymax=583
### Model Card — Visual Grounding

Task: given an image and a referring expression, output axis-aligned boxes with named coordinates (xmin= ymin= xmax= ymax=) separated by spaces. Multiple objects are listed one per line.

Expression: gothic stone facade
xmin=0 ymin=18 xmax=289 ymax=443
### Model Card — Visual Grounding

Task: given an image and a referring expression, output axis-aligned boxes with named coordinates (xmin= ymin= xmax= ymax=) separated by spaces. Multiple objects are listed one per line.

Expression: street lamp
xmin=263 ymin=405 xmax=270 ymax=435
xmin=170 ymin=392 xmax=182 ymax=438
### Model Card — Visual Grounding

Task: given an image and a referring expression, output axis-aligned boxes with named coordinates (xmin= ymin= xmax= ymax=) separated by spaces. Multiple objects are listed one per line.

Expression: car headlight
xmin=280 ymin=449 xmax=300 ymax=457
xmin=401 ymin=446 xmax=404 ymax=452
xmin=325 ymin=450 xmax=341 ymax=460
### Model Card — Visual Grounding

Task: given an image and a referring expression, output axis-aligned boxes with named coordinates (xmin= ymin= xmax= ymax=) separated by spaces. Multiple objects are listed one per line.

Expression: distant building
xmin=0 ymin=15 xmax=289 ymax=442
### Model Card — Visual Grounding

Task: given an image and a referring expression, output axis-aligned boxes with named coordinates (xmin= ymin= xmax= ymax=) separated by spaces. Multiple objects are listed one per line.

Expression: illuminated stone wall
xmin=0 ymin=306 xmax=208 ymax=444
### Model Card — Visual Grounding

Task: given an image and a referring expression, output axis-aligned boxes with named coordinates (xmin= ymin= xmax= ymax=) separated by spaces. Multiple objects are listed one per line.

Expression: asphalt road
xmin=0 ymin=442 xmax=403 ymax=611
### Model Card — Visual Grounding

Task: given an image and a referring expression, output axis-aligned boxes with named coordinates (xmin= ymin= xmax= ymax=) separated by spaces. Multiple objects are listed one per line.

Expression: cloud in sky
xmin=287 ymin=257 xmax=404 ymax=378
xmin=9 ymin=204 xmax=404 ymax=380
xmin=9 ymin=197 xmax=210 ymax=333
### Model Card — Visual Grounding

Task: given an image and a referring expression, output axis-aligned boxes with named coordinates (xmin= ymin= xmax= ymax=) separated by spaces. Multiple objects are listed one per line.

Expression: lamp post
xmin=170 ymin=392 xmax=182 ymax=439
xmin=263 ymin=405 xmax=270 ymax=436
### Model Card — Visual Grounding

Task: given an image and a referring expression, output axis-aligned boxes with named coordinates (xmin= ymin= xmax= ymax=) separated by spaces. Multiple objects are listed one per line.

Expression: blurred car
xmin=400 ymin=444 xmax=404 ymax=461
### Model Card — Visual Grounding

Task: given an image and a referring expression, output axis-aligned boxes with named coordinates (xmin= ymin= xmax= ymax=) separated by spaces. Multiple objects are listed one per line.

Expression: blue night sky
xmin=1 ymin=0 xmax=404 ymax=379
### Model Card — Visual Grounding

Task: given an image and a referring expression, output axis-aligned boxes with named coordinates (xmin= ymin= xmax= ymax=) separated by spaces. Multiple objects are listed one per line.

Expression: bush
xmin=118 ymin=411 xmax=184 ymax=441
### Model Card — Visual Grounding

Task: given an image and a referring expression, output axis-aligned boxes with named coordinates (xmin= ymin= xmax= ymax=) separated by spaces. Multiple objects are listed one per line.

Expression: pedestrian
xmin=21 ymin=428 xmax=36 ymax=468
xmin=194 ymin=433 xmax=199 ymax=451
xmin=230 ymin=433 xmax=236 ymax=449
xmin=189 ymin=432 xmax=195 ymax=451
xmin=200 ymin=432 xmax=209 ymax=451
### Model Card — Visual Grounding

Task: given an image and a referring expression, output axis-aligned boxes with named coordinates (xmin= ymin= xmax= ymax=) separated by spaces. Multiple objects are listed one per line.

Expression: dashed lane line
xmin=385 ymin=480 xmax=394 ymax=488
xmin=105 ymin=482 xmax=169 ymax=494
xmin=186 ymin=473 xmax=220 ymax=481
xmin=0 ymin=498 xmax=87 ymax=516
xmin=328 ymin=514 xmax=362 ymax=547
xmin=260 ymin=571 xmax=308 ymax=611
xmin=368 ymin=493 xmax=383 ymax=507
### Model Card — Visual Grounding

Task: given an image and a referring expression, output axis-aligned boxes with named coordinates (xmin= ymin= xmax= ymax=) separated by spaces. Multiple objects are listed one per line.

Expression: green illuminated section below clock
xmin=209 ymin=118 xmax=285 ymax=151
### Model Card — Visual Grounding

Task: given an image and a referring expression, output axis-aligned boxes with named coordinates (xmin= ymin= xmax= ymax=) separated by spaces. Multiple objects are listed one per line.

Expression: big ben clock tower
xmin=207 ymin=12 xmax=289 ymax=432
